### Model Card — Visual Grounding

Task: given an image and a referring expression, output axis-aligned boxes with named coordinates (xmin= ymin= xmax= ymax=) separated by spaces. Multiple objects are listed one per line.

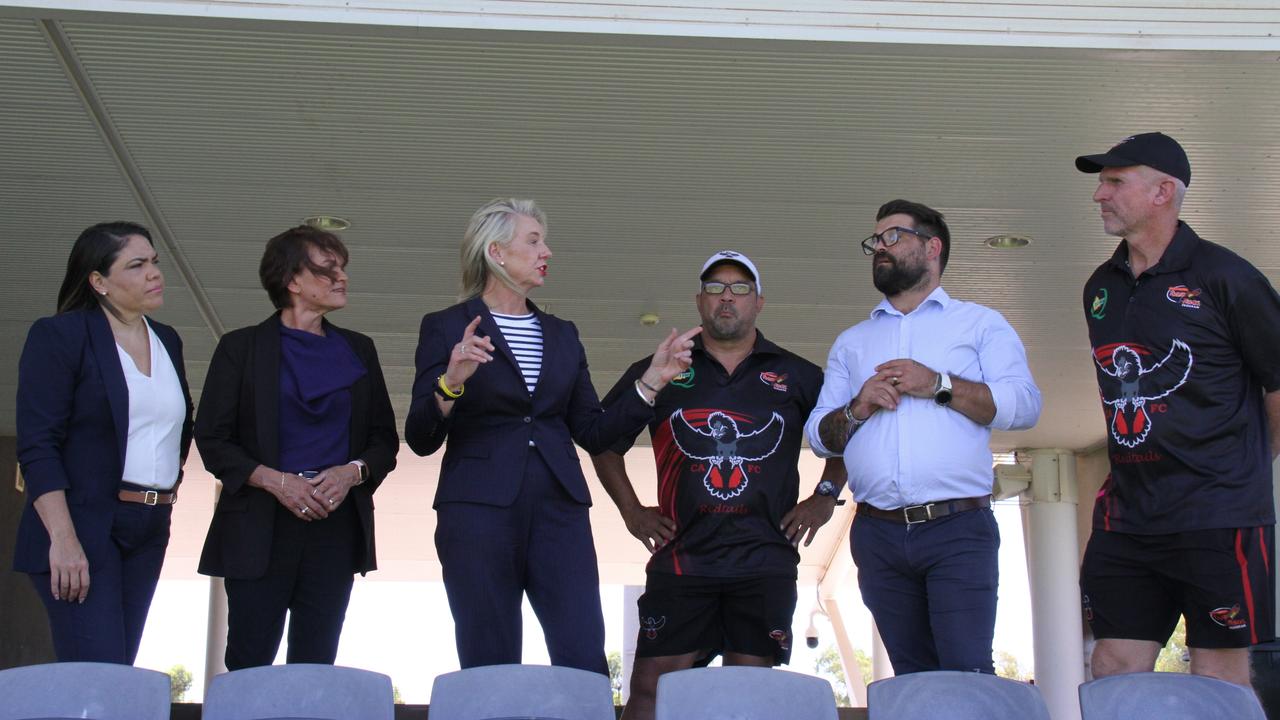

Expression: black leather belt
xmin=857 ymin=495 xmax=991 ymax=525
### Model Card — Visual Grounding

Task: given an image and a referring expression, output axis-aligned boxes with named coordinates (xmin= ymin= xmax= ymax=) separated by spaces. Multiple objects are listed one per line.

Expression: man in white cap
xmin=594 ymin=250 xmax=845 ymax=720
xmin=1075 ymin=132 xmax=1280 ymax=686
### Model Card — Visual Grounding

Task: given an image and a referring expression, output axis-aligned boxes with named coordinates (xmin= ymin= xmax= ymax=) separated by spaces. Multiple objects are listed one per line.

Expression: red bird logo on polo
xmin=1092 ymin=340 xmax=1193 ymax=448
xmin=668 ymin=409 xmax=784 ymax=500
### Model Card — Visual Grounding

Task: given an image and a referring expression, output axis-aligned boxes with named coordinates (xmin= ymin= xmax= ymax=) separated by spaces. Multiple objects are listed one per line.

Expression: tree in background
xmin=607 ymin=651 xmax=624 ymax=705
xmin=167 ymin=664 xmax=193 ymax=703
xmin=1155 ymin=617 xmax=1190 ymax=673
xmin=994 ymin=650 xmax=1032 ymax=682
xmin=814 ymin=645 xmax=871 ymax=706
xmin=392 ymin=685 xmax=404 ymax=704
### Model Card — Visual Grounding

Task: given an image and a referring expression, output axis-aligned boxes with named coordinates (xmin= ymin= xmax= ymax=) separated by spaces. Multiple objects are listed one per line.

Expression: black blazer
xmin=14 ymin=308 xmax=194 ymax=573
xmin=195 ymin=314 xmax=398 ymax=580
xmin=405 ymin=296 xmax=652 ymax=508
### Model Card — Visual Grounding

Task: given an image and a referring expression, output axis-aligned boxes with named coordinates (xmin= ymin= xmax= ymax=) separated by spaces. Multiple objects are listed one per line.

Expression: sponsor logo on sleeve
xmin=1090 ymin=288 xmax=1109 ymax=320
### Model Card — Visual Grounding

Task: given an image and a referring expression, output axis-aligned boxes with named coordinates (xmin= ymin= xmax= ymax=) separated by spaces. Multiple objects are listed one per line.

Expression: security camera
xmin=804 ymin=617 xmax=819 ymax=649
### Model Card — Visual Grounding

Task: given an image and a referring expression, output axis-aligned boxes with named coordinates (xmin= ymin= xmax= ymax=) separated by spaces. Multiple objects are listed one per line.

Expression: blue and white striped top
xmin=492 ymin=311 xmax=543 ymax=394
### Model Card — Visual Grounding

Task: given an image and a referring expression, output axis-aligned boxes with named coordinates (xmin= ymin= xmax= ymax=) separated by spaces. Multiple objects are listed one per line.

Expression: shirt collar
xmin=692 ymin=328 xmax=782 ymax=358
xmin=871 ymin=285 xmax=951 ymax=319
xmin=1105 ymin=220 xmax=1200 ymax=276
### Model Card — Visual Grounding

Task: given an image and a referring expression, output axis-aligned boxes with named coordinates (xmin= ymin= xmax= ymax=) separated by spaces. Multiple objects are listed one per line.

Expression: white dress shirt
xmin=805 ymin=286 xmax=1041 ymax=509
xmin=117 ymin=318 xmax=185 ymax=490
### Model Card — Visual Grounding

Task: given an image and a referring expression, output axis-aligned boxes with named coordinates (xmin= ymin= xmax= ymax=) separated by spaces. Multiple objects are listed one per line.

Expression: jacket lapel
xmin=86 ymin=309 xmax=129 ymax=465
xmin=530 ymin=301 xmax=555 ymax=401
xmin=330 ymin=321 xmax=368 ymax=456
xmin=253 ymin=315 xmax=282 ymax=468
xmin=466 ymin=296 xmax=524 ymax=392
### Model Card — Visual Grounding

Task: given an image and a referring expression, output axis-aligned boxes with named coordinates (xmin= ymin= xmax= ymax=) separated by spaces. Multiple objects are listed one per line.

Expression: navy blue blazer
xmin=14 ymin=308 xmax=194 ymax=574
xmin=195 ymin=314 xmax=399 ymax=580
xmin=405 ymin=296 xmax=653 ymax=508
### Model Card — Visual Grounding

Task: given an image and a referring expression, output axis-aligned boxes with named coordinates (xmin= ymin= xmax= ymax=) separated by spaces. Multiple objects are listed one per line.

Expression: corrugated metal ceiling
xmin=1 ymin=14 xmax=1278 ymax=455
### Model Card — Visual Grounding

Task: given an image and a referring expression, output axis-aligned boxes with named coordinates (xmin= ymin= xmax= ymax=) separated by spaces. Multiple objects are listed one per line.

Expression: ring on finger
xmin=300 ymin=507 xmax=308 ymax=514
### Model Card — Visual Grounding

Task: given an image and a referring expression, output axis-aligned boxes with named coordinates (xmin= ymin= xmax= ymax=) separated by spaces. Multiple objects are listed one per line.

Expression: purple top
xmin=278 ymin=322 xmax=366 ymax=473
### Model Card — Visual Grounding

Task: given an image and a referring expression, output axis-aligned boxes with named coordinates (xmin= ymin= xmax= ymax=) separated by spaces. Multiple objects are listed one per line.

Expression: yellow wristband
xmin=437 ymin=374 xmax=464 ymax=399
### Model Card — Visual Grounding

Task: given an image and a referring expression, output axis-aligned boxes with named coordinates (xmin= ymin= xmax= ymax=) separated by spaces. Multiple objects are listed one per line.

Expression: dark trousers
xmin=30 ymin=501 xmax=171 ymax=664
xmin=223 ymin=501 xmax=358 ymax=670
xmin=852 ymin=507 xmax=1000 ymax=675
xmin=436 ymin=450 xmax=607 ymax=675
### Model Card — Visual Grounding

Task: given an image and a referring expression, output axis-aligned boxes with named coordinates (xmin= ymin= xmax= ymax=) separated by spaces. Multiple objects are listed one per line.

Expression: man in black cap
xmin=593 ymin=250 xmax=845 ymax=720
xmin=1076 ymin=132 xmax=1280 ymax=686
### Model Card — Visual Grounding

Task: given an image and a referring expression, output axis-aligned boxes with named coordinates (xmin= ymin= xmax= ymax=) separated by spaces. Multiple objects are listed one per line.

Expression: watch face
xmin=934 ymin=389 xmax=953 ymax=406
xmin=817 ymin=480 xmax=836 ymax=496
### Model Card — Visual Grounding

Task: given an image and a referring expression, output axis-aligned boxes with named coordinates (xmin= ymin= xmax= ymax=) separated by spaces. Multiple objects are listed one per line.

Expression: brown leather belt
xmin=118 ymin=489 xmax=178 ymax=506
xmin=857 ymin=495 xmax=990 ymax=525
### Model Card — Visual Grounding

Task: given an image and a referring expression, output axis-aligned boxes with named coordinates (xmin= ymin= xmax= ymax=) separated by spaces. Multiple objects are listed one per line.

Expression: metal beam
xmin=39 ymin=18 xmax=224 ymax=339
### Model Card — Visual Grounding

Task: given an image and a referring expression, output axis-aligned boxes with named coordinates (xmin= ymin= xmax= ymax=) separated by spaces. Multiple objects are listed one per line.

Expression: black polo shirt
xmin=1083 ymin=221 xmax=1280 ymax=534
xmin=602 ymin=332 xmax=823 ymax=579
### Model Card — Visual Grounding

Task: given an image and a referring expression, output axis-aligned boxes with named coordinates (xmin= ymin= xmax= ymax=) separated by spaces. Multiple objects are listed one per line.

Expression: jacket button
xmin=523 ymin=416 xmax=531 ymax=423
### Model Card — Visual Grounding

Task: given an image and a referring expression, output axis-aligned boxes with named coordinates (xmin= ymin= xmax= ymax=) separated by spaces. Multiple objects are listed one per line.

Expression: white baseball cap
xmin=700 ymin=250 xmax=762 ymax=295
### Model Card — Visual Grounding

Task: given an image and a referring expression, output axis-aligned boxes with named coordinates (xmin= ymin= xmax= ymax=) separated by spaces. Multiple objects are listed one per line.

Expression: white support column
xmin=1023 ymin=449 xmax=1085 ymax=720
xmin=204 ymin=577 xmax=227 ymax=693
xmin=816 ymin=531 xmax=869 ymax=707
xmin=204 ymin=480 xmax=228 ymax=695
xmin=621 ymin=584 xmax=643 ymax=703
xmin=870 ymin=622 xmax=893 ymax=681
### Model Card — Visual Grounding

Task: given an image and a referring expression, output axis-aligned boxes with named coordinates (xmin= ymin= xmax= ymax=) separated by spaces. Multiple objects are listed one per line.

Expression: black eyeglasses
xmin=861 ymin=226 xmax=931 ymax=256
xmin=701 ymin=281 xmax=755 ymax=296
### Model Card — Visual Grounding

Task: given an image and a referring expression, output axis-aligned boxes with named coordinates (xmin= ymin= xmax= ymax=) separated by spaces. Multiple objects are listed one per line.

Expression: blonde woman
xmin=406 ymin=198 xmax=698 ymax=674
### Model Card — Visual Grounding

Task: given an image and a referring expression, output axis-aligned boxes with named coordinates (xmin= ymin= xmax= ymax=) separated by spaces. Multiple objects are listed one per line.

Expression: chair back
xmin=0 ymin=661 xmax=171 ymax=720
xmin=429 ymin=664 xmax=614 ymax=720
xmin=654 ymin=666 xmax=838 ymax=720
xmin=203 ymin=663 xmax=394 ymax=720
xmin=1078 ymin=671 xmax=1265 ymax=720
xmin=867 ymin=670 xmax=1050 ymax=720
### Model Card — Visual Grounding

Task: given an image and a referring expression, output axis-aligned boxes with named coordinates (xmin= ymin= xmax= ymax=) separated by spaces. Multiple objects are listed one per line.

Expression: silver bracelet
xmin=634 ymin=380 xmax=656 ymax=407
xmin=843 ymin=403 xmax=866 ymax=434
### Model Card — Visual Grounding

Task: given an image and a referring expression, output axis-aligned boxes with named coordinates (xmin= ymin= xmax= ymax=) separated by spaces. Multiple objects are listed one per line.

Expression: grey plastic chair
xmin=0 ymin=661 xmax=171 ymax=720
xmin=202 ymin=663 xmax=394 ymax=720
xmin=867 ymin=670 xmax=1050 ymax=720
xmin=429 ymin=664 xmax=614 ymax=720
xmin=1079 ymin=671 xmax=1265 ymax=719
xmin=655 ymin=666 xmax=838 ymax=720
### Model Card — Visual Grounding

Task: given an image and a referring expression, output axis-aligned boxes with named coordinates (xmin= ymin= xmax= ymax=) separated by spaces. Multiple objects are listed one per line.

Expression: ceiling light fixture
xmin=985 ymin=234 xmax=1032 ymax=249
xmin=303 ymin=215 xmax=351 ymax=232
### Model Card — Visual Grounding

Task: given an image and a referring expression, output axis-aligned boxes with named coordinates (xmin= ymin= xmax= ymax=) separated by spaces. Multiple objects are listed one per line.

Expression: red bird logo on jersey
xmin=1093 ymin=340 xmax=1193 ymax=448
xmin=669 ymin=409 xmax=784 ymax=500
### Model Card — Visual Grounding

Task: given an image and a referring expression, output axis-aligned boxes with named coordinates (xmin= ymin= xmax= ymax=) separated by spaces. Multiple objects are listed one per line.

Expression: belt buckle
xmin=142 ymin=490 xmax=159 ymax=506
xmin=903 ymin=504 xmax=932 ymax=524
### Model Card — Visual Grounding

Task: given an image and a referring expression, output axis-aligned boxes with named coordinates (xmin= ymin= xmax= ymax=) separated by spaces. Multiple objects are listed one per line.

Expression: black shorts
xmin=1081 ymin=526 xmax=1275 ymax=649
xmin=635 ymin=573 xmax=797 ymax=665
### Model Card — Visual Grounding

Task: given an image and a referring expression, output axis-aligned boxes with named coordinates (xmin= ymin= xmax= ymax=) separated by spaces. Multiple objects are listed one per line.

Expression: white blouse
xmin=116 ymin=318 xmax=185 ymax=490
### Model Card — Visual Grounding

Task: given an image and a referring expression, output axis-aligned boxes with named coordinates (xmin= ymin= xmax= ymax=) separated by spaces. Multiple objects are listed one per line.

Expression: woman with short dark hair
xmin=15 ymin=221 xmax=193 ymax=663
xmin=196 ymin=225 xmax=398 ymax=669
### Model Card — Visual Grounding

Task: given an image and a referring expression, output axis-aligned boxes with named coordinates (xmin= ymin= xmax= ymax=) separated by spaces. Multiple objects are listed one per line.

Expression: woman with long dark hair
xmin=15 ymin=221 xmax=194 ymax=663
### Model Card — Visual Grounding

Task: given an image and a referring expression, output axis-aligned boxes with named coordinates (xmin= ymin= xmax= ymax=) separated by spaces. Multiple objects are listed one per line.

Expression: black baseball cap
xmin=1075 ymin=132 xmax=1191 ymax=186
